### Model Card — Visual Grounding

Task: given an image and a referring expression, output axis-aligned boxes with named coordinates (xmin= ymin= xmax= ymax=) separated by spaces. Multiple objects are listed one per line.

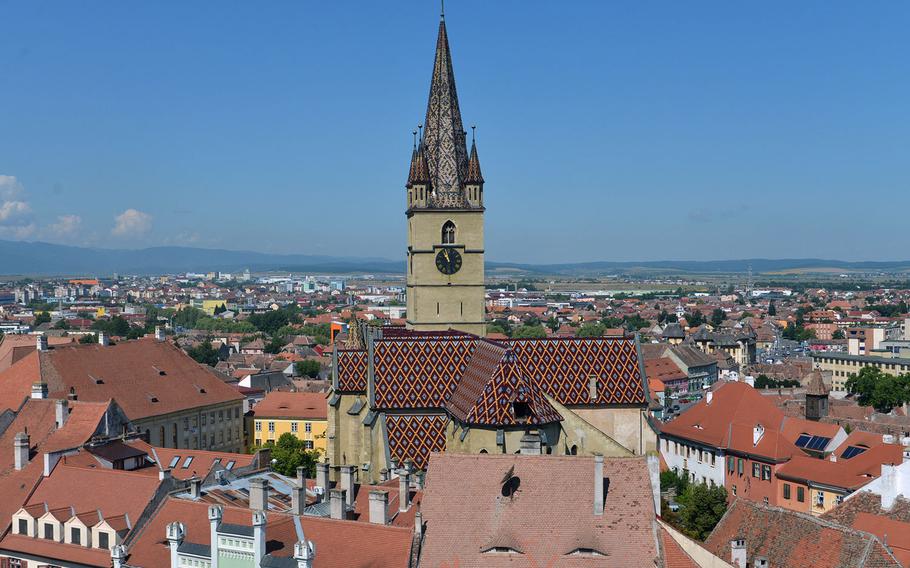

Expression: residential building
xmin=811 ymin=352 xmax=910 ymax=392
xmin=251 ymin=391 xmax=328 ymax=452
xmin=704 ymin=499 xmax=901 ymax=567
xmin=0 ymin=336 xmax=245 ymax=452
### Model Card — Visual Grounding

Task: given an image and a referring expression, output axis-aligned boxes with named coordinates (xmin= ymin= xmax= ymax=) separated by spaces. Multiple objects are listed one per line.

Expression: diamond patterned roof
xmin=507 ymin=338 xmax=646 ymax=405
xmin=373 ymin=337 xmax=477 ymax=410
xmin=336 ymin=349 xmax=367 ymax=392
xmin=446 ymin=340 xmax=561 ymax=426
xmin=385 ymin=414 xmax=447 ymax=470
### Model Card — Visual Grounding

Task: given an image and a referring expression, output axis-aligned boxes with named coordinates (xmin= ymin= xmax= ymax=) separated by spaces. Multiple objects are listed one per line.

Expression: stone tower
xmin=804 ymin=370 xmax=829 ymax=421
xmin=405 ymin=14 xmax=486 ymax=336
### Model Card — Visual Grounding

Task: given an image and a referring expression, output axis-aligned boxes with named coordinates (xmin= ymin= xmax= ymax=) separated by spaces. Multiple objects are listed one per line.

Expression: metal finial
xmin=441 ymin=0 xmax=445 ymax=19
xmin=418 ymin=124 xmax=423 ymax=140
xmin=412 ymin=129 xmax=417 ymax=149
xmin=471 ymin=125 xmax=476 ymax=144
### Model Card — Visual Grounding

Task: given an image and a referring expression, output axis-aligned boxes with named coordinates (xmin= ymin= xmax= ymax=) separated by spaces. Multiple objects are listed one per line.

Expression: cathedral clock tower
xmin=405 ymin=15 xmax=486 ymax=336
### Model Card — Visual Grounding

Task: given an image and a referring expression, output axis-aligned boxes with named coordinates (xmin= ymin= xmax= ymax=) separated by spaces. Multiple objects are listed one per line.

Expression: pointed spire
xmin=413 ymin=139 xmax=431 ymax=186
xmin=422 ymin=17 xmax=469 ymax=202
xmin=465 ymin=126 xmax=484 ymax=185
xmin=406 ymin=129 xmax=419 ymax=187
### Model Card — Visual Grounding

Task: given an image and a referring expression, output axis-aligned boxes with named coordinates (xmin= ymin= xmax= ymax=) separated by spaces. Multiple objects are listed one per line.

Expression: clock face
xmin=435 ymin=248 xmax=462 ymax=275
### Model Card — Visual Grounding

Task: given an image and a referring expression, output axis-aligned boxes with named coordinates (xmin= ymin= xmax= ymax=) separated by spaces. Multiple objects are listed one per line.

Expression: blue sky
xmin=1 ymin=1 xmax=907 ymax=263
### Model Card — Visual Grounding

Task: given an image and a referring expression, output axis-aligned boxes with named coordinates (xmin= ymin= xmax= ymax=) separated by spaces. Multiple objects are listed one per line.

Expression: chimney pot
xmin=31 ymin=382 xmax=48 ymax=400
xmin=330 ymin=489 xmax=347 ymax=520
xmin=291 ymin=486 xmax=306 ymax=515
xmin=399 ymin=468 xmax=412 ymax=513
xmin=339 ymin=465 xmax=356 ymax=506
xmin=55 ymin=399 xmax=69 ymax=429
xmin=520 ymin=430 xmax=542 ymax=455
xmin=730 ymin=538 xmax=747 ymax=568
xmin=368 ymin=490 xmax=389 ymax=525
xmin=189 ymin=477 xmax=203 ymax=499
xmin=98 ymin=331 xmax=109 ymax=346
xmin=593 ymin=453 xmax=604 ymax=515
xmin=249 ymin=478 xmax=270 ymax=511
xmin=155 ymin=326 xmax=165 ymax=341
xmin=14 ymin=432 xmax=30 ymax=471
xmin=36 ymin=334 xmax=48 ymax=352
xmin=316 ymin=463 xmax=330 ymax=499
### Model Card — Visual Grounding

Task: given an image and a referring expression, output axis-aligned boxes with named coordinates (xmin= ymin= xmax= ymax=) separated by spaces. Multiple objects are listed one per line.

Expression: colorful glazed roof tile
xmin=446 ymin=340 xmax=561 ymax=426
xmin=372 ymin=337 xmax=477 ymax=410
xmin=385 ymin=414 xmax=447 ymax=470
xmin=507 ymin=337 xmax=647 ymax=405
xmin=336 ymin=349 xmax=367 ymax=392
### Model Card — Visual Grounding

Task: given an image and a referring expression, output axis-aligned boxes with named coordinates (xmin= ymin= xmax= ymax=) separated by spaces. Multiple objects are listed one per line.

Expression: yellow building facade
xmin=251 ymin=392 xmax=328 ymax=454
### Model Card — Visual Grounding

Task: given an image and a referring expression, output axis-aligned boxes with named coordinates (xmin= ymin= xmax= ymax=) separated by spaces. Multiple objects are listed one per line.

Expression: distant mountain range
xmin=0 ymin=239 xmax=909 ymax=277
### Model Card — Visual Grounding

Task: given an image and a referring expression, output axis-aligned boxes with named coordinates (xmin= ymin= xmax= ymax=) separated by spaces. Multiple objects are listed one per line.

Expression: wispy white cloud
xmin=0 ymin=175 xmax=34 ymax=235
xmin=112 ymin=208 xmax=153 ymax=237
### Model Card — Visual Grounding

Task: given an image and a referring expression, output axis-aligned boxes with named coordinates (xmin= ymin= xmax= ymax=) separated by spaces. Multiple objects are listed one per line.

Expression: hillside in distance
xmin=0 ymin=239 xmax=908 ymax=277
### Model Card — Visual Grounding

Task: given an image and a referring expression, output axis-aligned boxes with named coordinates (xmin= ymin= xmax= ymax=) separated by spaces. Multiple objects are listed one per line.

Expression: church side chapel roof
xmin=344 ymin=332 xmax=647 ymax=412
xmin=507 ymin=337 xmax=647 ymax=406
xmin=336 ymin=349 xmax=368 ymax=392
xmin=385 ymin=414 xmax=448 ymax=471
xmin=373 ymin=336 xmax=478 ymax=410
xmin=445 ymin=340 xmax=562 ymax=426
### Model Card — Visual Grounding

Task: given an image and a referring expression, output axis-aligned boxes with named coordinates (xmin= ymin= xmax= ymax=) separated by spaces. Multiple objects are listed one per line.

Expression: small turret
xmin=407 ymin=135 xmax=432 ymax=209
xmin=464 ymin=127 xmax=484 ymax=207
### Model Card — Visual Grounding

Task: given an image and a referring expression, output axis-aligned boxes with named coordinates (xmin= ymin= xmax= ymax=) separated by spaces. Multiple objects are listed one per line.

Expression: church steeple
xmin=422 ymin=16 xmax=469 ymax=207
xmin=465 ymin=136 xmax=483 ymax=185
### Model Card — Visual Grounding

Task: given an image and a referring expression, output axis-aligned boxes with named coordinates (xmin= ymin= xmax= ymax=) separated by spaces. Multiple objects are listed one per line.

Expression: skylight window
xmin=483 ymin=547 xmax=523 ymax=554
xmin=182 ymin=456 xmax=194 ymax=469
xmin=225 ymin=461 xmax=236 ymax=470
xmin=167 ymin=456 xmax=180 ymax=469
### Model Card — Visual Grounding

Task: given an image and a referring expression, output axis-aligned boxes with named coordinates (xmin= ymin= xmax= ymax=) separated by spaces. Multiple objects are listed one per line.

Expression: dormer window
xmin=483 ymin=547 xmax=523 ymax=554
xmin=568 ymin=548 xmax=607 ymax=557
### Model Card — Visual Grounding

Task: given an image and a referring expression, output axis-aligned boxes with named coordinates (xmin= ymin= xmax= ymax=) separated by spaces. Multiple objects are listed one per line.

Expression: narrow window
xmin=43 ymin=523 xmax=53 ymax=540
xmin=783 ymin=483 xmax=791 ymax=500
xmin=98 ymin=531 xmax=109 ymax=550
xmin=797 ymin=487 xmax=805 ymax=502
xmin=436 ymin=302 xmax=440 ymax=315
xmin=71 ymin=527 xmax=81 ymax=544
xmin=442 ymin=221 xmax=456 ymax=244
xmin=18 ymin=519 xmax=27 ymax=535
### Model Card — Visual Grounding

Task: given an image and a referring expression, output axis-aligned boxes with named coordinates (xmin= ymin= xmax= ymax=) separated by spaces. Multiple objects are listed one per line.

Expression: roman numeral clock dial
xmin=435 ymin=248 xmax=462 ymax=275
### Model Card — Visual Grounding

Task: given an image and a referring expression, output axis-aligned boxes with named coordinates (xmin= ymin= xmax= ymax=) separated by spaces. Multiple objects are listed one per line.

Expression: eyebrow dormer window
xmin=442 ymin=221 xmax=456 ymax=244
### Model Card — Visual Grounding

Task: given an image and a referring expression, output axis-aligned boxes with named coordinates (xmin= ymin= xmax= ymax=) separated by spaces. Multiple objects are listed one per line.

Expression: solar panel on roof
xmin=795 ymin=434 xmax=812 ymax=448
xmin=806 ymin=436 xmax=831 ymax=451
xmin=841 ymin=446 xmax=867 ymax=459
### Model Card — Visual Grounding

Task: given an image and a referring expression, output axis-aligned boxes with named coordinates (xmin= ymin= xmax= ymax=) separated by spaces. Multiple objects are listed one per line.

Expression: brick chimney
xmin=339 ymin=465 xmax=355 ymax=507
xmin=98 ymin=331 xmax=109 ymax=346
xmin=249 ymin=478 xmax=269 ymax=511
xmin=398 ymin=468 xmax=411 ymax=513
xmin=36 ymin=334 xmax=48 ymax=352
xmin=14 ymin=432 xmax=29 ymax=471
xmin=369 ymin=490 xmax=389 ymax=525
xmin=730 ymin=538 xmax=747 ymax=568
xmin=208 ymin=505 xmax=222 ymax=568
xmin=166 ymin=522 xmax=186 ymax=568
xmin=55 ymin=399 xmax=68 ymax=429
xmin=593 ymin=453 xmax=604 ymax=516
xmin=297 ymin=466 xmax=307 ymax=488
xmin=330 ymin=489 xmax=346 ymax=520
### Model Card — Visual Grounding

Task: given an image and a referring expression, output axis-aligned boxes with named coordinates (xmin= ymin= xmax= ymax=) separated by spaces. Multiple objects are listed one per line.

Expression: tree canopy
xmin=846 ymin=366 xmax=910 ymax=413
xmin=261 ymin=433 xmax=321 ymax=477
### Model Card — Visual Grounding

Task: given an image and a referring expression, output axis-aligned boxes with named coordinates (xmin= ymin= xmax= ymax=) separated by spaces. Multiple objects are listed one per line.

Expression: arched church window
xmin=442 ymin=221 xmax=456 ymax=244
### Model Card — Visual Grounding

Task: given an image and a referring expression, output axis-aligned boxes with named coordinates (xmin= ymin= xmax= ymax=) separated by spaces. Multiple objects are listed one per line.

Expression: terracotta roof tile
xmin=253 ymin=391 xmax=327 ymax=420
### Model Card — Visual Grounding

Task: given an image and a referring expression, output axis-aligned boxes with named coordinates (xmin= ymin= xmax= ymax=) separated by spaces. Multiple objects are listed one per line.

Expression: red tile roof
xmin=420 ymin=453 xmax=658 ymax=567
xmin=704 ymin=499 xmax=901 ymax=567
xmin=125 ymin=498 xmax=414 ymax=568
xmin=253 ymin=391 xmax=327 ymax=420
xmin=0 ymin=338 xmax=244 ymax=421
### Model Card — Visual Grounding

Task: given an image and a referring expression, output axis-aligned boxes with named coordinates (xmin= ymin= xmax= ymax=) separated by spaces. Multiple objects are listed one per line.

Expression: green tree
xmin=546 ymin=316 xmax=561 ymax=333
xmin=846 ymin=366 xmax=910 ymax=413
xmin=173 ymin=307 xmax=205 ymax=329
xmin=92 ymin=316 xmax=131 ymax=337
xmin=677 ymin=483 xmax=728 ymax=540
xmin=53 ymin=319 xmax=70 ymax=330
xmin=34 ymin=312 xmax=51 ymax=326
xmin=686 ymin=311 xmax=706 ymax=327
xmin=710 ymin=308 xmax=726 ymax=327
xmin=487 ymin=320 xmax=511 ymax=337
xmin=186 ymin=340 xmax=220 ymax=367
xmin=512 ymin=324 xmax=546 ymax=339
xmin=79 ymin=333 xmax=98 ymax=344
xmin=622 ymin=314 xmax=650 ymax=331
xmin=576 ymin=323 xmax=606 ymax=338
xmin=295 ymin=360 xmax=321 ymax=378
xmin=832 ymin=329 xmax=845 ymax=340
xmin=768 ymin=300 xmax=776 ymax=316
xmin=659 ymin=468 xmax=690 ymax=496
xmin=265 ymin=433 xmax=321 ymax=477
xmin=213 ymin=303 xmax=227 ymax=315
